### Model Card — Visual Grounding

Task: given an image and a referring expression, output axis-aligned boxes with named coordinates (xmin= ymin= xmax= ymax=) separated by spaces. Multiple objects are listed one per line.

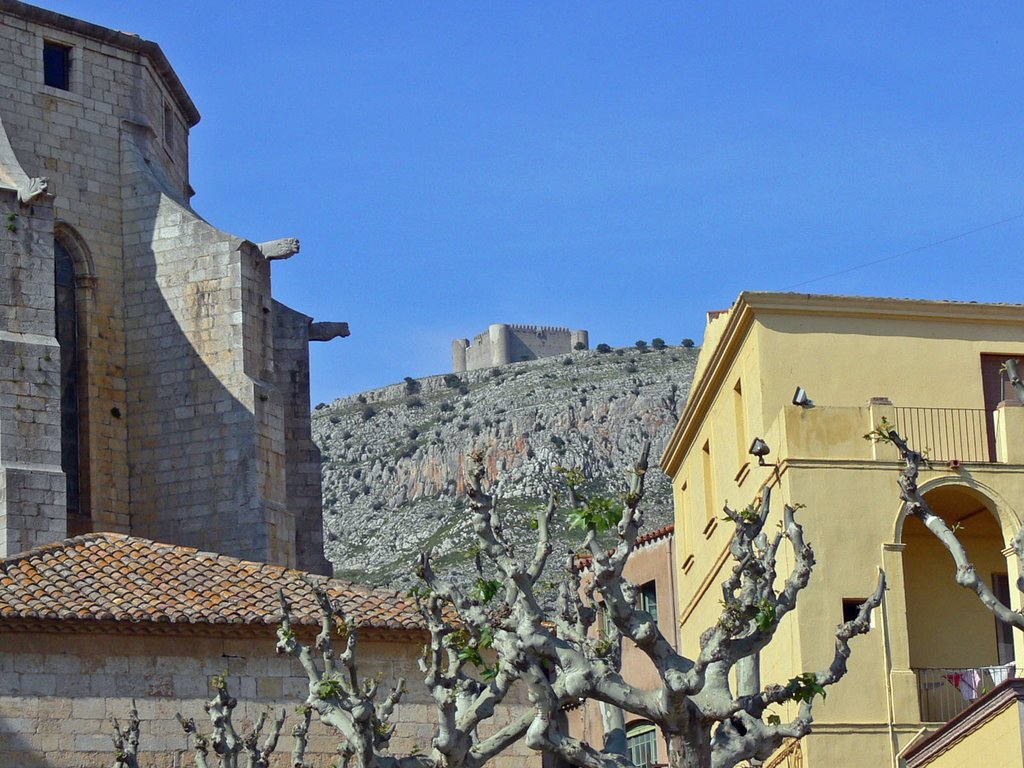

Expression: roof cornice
xmin=740 ymin=291 xmax=1024 ymax=324
xmin=659 ymin=292 xmax=1024 ymax=476
xmin=0 ymin=616 xmax=428 ymax=643
xmin=0 ymin=0 xmax=200 ymax=126
xmin=660 ymin=294 xmax=755 ymax=476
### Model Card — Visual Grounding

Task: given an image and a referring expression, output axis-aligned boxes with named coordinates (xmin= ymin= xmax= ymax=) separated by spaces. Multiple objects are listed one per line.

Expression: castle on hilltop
xmin=452 ymin=323 xmax=589 ymax=372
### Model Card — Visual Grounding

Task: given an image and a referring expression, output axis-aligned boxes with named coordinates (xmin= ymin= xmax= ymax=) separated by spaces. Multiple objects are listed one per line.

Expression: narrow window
xmin=43 ymin=41 xmax=71 ymax=90
xmin=678 ymin=479 xmax=689 ymax=547
xmin=702 ymin=440 xmax=714 ymax=520
xmin=627 ymin=722 xmax=658 ymax=768
xmin=163 ymin=101 xmax=175 ymax=153
xmin=993 ymin=573 xmax=1015 ymax=664
xmin=980 ymin=354 xmax=1021 ymax=461
xmin=733 ymin=379 xmax=747 ymax=469
xmin=639 ymin=581 xmax=658 ymax=624
xmin=54 ymin=239 xmax=81 ymax=519
xmin=596 ymin=601 xmax=614 ymax=637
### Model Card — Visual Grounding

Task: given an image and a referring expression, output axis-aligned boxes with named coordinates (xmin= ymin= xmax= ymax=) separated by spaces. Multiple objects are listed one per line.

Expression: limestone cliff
xmin=313 ymin=346 xmax=699 ymax=588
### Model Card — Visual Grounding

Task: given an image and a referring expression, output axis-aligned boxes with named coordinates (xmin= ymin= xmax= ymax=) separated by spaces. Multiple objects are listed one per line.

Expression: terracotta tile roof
xmin=574 ymin=524 xmax=674 ymax=569
xmin=0 ymin=533 xmax=423 ymax=631
xmin=633 ymin=523 xmax=674 ymax=548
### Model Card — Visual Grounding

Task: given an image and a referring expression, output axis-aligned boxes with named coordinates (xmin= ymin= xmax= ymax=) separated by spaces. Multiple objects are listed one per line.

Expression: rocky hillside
xmin=312 ymin=345 xmax=699 ymax=589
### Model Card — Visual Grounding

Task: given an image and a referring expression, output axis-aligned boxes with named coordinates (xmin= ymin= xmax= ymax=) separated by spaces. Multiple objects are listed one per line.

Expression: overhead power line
xmin=784 ymin=212 xmax=1024 ymax=291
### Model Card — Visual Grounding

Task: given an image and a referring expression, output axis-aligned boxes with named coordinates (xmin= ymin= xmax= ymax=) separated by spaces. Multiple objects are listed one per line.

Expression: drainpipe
xmin=880 ymin=577 xmax=899 ymax=768
xmin=668 ymin=533 xmax=681 ymax=652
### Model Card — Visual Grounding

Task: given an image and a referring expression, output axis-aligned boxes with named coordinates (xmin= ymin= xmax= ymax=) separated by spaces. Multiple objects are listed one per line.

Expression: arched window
xmin=901 ymin=483 xmax=1012 ymax=722
xmin=53 ymin=233 xmax=89 ymax=529
xmin=627 ymin=721 xmax=658 ymax=768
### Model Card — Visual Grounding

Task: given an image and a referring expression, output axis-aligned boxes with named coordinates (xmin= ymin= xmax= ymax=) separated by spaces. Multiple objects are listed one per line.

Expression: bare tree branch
xmin=110 ymin=700 xmax=140 ymax=768
xmin=276 ymin=585 xmax=417 ymax=768
xmin=460 ymin=443 xmax=884 ymax=768
xmin=879 ymin=425 xmax=1024 ymax=630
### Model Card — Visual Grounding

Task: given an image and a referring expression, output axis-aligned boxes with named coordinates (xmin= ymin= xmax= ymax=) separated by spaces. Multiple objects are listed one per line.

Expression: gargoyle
xmin=256 ymin=237 xmax=300 ymax=260
xmin=309 ymin=321 xmax=350 ymax=341
xmin=18 ymin=176 xmax=48 ymax=204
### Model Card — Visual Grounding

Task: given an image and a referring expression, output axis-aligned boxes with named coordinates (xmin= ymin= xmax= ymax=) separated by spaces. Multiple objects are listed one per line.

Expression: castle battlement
xmin=452 ymin=323 xmax=589 ymax=372
xmin=506 ymin=323 xmax=572 ymax=334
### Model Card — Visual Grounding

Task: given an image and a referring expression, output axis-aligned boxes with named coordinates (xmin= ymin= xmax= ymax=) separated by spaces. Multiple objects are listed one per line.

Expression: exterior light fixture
xmin=749 ymin=437 xmax=771 ymax=466
xmin=793 ymin=387 xmax=813 ymax=407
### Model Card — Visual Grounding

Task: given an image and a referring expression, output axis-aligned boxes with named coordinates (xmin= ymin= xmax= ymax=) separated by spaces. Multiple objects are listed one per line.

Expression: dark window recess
xmin=54 ymin=239 xmax=81 ymax=518
xmin=981 ymin=354 xmax=1021 ymax=461
xmin=842 ymin=598 xmax=866 ymax=624
xmin=163 ymin=103 xmax=175 ymax=152
xmin=640 ymin=581 xmax=658 ymax=624
xmin=993 ymin=573 xmax=1016 ymax=664
xmin=596 ymin=602 xmax=614 ymax=637
xmin=43 ymin=41 xmax=71 ymax=90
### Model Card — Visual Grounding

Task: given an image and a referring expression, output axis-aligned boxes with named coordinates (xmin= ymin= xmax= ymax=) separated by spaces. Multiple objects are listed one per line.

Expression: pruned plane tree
xmin=111 ymin=442 xmax=884 ymax=768
xmin=453 ymin=442 xmax=885 ymax=768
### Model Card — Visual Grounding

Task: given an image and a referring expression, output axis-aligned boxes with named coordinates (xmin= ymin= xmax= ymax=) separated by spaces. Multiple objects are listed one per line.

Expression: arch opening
xmin=902 ymin=484 xmax=1014 ymax=721
xmin=54 ymin=233 xmax=91 ymax=532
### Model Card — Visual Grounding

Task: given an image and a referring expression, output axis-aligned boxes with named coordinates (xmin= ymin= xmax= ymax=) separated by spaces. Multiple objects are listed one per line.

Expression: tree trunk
xmin=599 ymin=701 xmax=627 ymax=757
xmin=666 ymin=727 xmax=712 ymax=768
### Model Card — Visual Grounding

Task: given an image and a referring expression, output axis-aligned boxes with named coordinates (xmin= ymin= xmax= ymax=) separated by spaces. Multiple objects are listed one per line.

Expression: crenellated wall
xmin=452 ymin=323 xmax=588 ymax=372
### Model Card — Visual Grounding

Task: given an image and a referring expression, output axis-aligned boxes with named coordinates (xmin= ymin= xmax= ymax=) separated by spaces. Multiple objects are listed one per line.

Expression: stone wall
xmin=452 ymin=323 xmax=589 ymax=372
xmin=274 ymin=300 xmax=331 ymax=575
xmin=0 ymin=187 xmax=65 ymax=555
xmin=0 ymin=630 xmax=538 ymax=767
xmin=0 ymin=2 xmax=337 ymax=572
xmin=505 ymin=323 xmax=588 ymax=364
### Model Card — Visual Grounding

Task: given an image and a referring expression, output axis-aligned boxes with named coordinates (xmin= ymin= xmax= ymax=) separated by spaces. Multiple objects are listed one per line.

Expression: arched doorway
xmin=902 ymin=484 xmax=1015 ymax=721
xmin=53 ymin=228 xmax=91 ymax=534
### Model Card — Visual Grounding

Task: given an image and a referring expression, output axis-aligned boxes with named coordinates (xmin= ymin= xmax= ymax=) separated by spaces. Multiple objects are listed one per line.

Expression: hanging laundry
xmin=944 ymin=670 xmax=982 ymax=701
xmin=986 ymin=663 xmax=1015 ymax=686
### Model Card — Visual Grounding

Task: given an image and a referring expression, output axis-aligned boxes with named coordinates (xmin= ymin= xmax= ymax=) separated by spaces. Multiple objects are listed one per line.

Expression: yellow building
xmin=660 ymin=292 xmax=1024 ymax=768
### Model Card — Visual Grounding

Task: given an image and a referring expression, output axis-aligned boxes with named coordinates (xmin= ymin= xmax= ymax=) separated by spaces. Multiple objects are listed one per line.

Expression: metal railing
xmin=763 ymin=739 xmax=802 ymax=768
xmin=913 ymin=665 xmax=1019 ymax=722
xmin=893 ymin=407 xmax=990 ymax=463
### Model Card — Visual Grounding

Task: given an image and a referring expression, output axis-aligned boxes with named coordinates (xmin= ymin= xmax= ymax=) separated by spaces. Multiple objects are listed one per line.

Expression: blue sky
xmin=45 ymin=2 xmax=1024 ymax=403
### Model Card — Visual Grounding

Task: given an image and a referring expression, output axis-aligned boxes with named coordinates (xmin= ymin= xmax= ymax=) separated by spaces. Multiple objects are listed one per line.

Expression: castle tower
xmin=488 ymin=323 xmax=511 ymax=366
xmin=452 ymin=338 xmax=469 ymax=373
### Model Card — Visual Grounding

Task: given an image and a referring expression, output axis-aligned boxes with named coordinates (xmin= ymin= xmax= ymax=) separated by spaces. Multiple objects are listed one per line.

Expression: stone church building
xmin=0 ymin=5 xmax=541 ymax=767
xmin=0 ymin=0 xmax=348 ymax=573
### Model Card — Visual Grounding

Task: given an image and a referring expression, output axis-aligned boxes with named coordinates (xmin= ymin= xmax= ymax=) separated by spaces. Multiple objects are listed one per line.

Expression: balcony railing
xmin=913 ymin=665 xmax=1019 ymax=722
xmin=764 ymin=739 xmax=803 ymax=768
xmin=893 ymin=407 xmax=990 ymax=463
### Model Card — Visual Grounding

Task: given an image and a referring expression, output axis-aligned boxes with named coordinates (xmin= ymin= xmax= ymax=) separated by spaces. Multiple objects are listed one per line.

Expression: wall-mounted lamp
xmin=749 ymin=437 xmax=771 ymax=466
xmin=793 ymin=386 xmax=813 ymax=407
